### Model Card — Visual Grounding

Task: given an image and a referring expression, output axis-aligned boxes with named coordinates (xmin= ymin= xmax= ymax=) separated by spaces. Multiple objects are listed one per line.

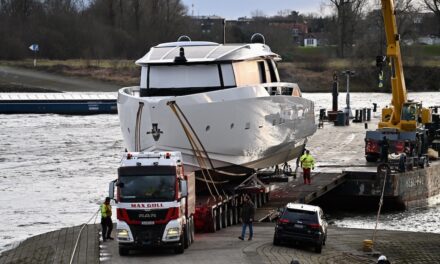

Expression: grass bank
xmin=0 ymin=59 xmax=140 ymax=87
xmin=1 ymin=56 xmax=439 ymax=93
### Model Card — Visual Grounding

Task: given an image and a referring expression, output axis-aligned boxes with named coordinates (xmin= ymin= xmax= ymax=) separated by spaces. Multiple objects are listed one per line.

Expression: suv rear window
xmin=282 ymin=208 xmax=318 ymax=223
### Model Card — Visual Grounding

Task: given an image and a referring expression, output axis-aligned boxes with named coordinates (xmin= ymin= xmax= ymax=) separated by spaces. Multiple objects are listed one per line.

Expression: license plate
xmin=294 ymin=224 xmax=304 ymax=228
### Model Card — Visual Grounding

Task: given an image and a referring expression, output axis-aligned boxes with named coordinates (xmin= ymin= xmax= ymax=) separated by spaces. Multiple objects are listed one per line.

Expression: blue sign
xmin=29 ymin=44 xmax=39 ymax=52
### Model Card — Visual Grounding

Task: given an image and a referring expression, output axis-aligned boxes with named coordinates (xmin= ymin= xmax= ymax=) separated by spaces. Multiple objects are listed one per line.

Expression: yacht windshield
xmin=119 ymin=175 xmax=175 ymax=202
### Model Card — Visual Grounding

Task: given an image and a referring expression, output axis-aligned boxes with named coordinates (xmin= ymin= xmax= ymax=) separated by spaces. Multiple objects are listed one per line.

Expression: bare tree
xmin=423 ymin=0 xmax=440 ymax=35
xmin=329 ymin=0 xmax=367 ymax=58
xmin=251 ymin=9 xmax=266 ymax=19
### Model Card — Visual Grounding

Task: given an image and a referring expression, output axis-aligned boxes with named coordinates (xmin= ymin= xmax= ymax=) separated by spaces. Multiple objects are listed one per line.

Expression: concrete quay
xmin=2 ymin=222 xmax=440 ymax=263
xmin=0 ymin=224 xmax=99 ymax=264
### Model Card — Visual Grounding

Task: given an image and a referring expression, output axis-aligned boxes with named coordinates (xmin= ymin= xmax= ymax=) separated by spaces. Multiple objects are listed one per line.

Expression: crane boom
xmin=379 ymin=0 xmax=407 ymax=128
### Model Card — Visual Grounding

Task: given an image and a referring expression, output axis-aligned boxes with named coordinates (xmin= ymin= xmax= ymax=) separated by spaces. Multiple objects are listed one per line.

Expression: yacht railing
xmin=121 ymin=86 xmax=141 ymax=97
xmin=120 ymin=82 xmax=302 ymax=98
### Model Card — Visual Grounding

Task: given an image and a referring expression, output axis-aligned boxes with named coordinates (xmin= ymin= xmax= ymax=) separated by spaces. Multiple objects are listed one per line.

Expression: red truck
xmin=109 ymin=151 xmax=270 ymax=256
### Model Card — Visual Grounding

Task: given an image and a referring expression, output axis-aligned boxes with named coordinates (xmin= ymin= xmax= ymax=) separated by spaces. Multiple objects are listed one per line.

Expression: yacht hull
xmin=117 ymin=85 xmax=316 ymax=174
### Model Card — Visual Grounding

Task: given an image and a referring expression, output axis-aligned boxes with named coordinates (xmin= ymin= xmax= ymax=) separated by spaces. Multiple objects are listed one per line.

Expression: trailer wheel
xmin=227 ymin=207 xmax=233 ymax=226
xmin=190 ymin=216 xmax=195 ymax=243
xmin=257 ymin=193 xmax=262 ymax=207
xmin=262 ymin=192 xmax=267 ymax=204
xmin=216 ymin=208 xmax=221 ymax=230
xmin=119 ymin=247 xmax=129 ymax=256
xmin=232 ymin=206 xmax=238 ymax=225
xmin=221 ymin=206 xmax=227 ymax=229
xmin=174 ymin=234 xmax=185 ymax=254
xmin=208 ymin=209 xmax=217 ymax=233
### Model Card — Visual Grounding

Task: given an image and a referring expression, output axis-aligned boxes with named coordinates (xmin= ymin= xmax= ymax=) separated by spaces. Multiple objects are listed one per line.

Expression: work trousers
xmin=303 ymin=168 xmax=311 ymax=184
xmin=101 ymin=217 xmax=113 ymax=240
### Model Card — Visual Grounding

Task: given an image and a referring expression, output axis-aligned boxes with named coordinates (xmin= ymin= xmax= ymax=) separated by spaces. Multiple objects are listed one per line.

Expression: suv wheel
xmin=119 ymin=247 xmax=129 ymax=256
xmin=315 ymin=242 xmax=322 ymax=253
xmin=273 ymin=234 xmax=281 ymax=246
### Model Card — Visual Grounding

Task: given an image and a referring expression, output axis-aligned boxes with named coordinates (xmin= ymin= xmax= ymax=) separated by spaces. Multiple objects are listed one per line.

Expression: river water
xmin=0 ymin=92 xmax=439 ymax=252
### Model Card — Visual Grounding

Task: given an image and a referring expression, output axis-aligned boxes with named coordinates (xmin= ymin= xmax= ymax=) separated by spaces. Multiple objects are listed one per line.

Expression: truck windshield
xmin=119 ymin=175 xmax=175 ymax=202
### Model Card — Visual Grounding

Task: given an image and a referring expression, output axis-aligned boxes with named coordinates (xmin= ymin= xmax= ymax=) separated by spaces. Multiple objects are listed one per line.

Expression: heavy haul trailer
xmin=109 ymin=151 xmax=271 ymax=256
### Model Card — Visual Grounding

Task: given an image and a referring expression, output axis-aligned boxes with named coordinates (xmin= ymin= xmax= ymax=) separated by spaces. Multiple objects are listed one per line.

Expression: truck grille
xmin=126 ymin=209 xmax=168 ymax=221
xmin=129 ymin=224 xmax=166 ymax=246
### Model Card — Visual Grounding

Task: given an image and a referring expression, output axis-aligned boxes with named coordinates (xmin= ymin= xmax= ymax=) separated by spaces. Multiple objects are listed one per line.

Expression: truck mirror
xmin=180 ymin=180 xmax=188 ymax=197
xmin=109 ymin=180 xmax=117 ymax=199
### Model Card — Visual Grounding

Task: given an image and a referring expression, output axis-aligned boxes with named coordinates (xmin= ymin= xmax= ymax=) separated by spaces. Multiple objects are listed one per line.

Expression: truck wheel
xmin=184 ymin=223 xmax=190 ymax=249
xmin=119 ymin=247 xmax=129 ymax=256
xmin=366 ymin=154 xmax=378 ymax=162
xmin=174 ymin=234 xmax=185 ymax=254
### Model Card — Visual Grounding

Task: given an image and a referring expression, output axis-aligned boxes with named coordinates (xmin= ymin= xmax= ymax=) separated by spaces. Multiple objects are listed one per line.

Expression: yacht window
xmin=149 ymin=64 xmax=221 ymax=88
xmin=258 ymin=61 xmax=267 ymax=83
xmin=221 ymin=64 xmax=235 ymax=87
xmin=140 ymin=66 xmax=147 ymax=88
xmin=233 ymin=61 xmax=261 ymax=86
xmin=266 ymin=60 xmax=279 ymax=82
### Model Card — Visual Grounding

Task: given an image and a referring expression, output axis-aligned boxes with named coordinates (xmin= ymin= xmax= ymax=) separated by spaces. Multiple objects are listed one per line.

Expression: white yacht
xmin=117 ymin=38 xmax=316 ymax=175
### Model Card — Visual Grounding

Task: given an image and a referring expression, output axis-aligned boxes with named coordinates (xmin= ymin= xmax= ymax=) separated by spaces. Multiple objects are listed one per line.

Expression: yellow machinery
xmin=378 ymin=0 xmax=431 ymax=131
xmin=365 ymin=0 xmax=431 ymax=162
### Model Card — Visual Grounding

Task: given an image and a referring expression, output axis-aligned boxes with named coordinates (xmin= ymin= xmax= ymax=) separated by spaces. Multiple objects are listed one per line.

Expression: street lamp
xmin=342 ymin=70 xmax=355 ymax=118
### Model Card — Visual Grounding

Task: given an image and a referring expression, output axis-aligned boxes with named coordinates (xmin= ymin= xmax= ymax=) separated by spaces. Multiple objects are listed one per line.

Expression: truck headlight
xmin=117 ymin=229 xmax=129 ymax=240
xmin=166 ymin=227 xmax=180 ymax=239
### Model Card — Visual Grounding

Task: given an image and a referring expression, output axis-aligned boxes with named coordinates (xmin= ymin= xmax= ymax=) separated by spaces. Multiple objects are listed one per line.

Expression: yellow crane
xmin=365 ymin=0 xmax=431 ymax=162
xmin=378 ymin=0 xmax=431 ymax=131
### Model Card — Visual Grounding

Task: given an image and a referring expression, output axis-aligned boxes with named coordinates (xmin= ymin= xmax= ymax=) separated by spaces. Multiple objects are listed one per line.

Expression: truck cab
xmin=109 ymin=151 xmax=195 ymax=255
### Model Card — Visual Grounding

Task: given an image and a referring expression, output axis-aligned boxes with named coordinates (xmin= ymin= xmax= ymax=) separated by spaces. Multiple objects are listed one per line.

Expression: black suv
xmin=273 ymin=203 xmax=328 ymax=253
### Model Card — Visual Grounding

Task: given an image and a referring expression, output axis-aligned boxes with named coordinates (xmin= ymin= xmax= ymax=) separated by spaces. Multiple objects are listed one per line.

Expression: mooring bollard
xmin=354 ymin=109 xmax=360 ymax=122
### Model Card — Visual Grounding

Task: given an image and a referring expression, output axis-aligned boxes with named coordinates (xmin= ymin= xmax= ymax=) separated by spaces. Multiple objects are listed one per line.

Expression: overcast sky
xmin=181 ymin=0 xmax=328 ymax=19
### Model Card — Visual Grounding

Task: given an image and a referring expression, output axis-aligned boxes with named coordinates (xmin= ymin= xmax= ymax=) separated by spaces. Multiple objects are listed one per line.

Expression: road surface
xmin=0 ymin=65 xmax=120 ymax=92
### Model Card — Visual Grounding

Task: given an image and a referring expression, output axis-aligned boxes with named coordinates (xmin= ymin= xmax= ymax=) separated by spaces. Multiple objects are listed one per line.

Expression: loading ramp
xmin=255 ymin=172 xmax=347 ymax=222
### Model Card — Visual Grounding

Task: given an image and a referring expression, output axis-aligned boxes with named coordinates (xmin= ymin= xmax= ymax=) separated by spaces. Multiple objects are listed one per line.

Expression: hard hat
xmin=378 ymin=255 xmax=387 ymax=261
